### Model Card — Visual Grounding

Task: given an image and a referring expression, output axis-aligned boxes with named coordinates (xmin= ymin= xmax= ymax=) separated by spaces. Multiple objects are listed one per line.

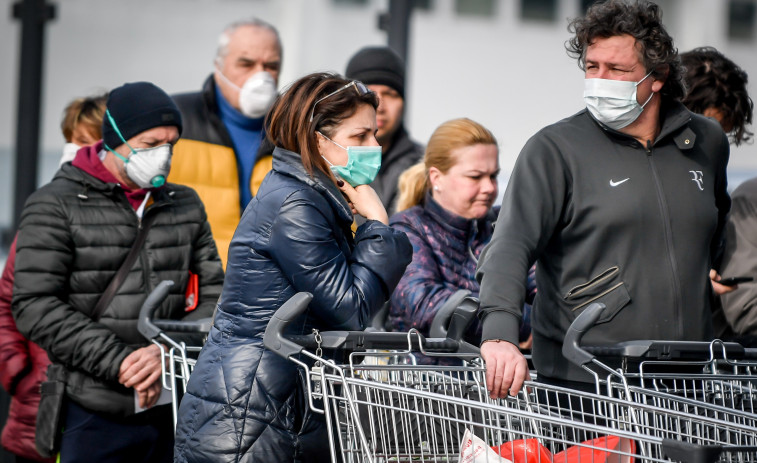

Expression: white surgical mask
xmin=216 ymin=69 xmax=278 ymax=118
xmin=584 ymin=70 xmax=654 ymax=130
xmin=60 ymin=143 xmax=80 ymax=166
xmin=104 ymin=110 xmax=173 ymax=189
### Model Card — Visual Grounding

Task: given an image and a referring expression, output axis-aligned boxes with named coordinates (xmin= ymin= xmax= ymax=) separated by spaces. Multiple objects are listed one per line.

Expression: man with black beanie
xmin=12 ymin=81 xmax=224 ymax=463
xmin=346 ymin=46 xmax=424 ymax=215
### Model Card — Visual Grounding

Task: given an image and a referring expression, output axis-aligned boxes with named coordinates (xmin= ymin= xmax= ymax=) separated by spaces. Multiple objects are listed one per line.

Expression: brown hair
xmin=681 ymin=47 xmax=753 ymax=146
xmin=396 ymin=118 xmax=497 ymax=212
xmin=60 ymin=93 xmax=108 ymax=142
xmin=265 ymin=72 xmax=378 ymax=180
xmin=566 ymin=0 xmax=685 ymax=100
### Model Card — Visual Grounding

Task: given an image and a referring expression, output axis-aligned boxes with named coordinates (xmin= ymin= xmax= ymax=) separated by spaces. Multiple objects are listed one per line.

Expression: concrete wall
xmin=1 ymin=0 xmax=755 ymax=233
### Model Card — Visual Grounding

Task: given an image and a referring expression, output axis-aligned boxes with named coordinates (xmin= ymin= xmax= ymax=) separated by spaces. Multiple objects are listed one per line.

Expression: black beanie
xmin=345 ymin=46 xmax=405 ymax=99
xmin=102 ymin=82 xmax=183 ymax=149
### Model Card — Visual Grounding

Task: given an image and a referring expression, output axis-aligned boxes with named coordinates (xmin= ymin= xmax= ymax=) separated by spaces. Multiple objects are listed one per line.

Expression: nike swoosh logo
xmin=609 ymin=178 xmax=630 ymax=187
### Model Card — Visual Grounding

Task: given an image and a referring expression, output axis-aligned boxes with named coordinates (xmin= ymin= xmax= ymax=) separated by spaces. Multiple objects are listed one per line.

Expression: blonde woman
xmin=389 ymin=118 xmax=534 ymax=363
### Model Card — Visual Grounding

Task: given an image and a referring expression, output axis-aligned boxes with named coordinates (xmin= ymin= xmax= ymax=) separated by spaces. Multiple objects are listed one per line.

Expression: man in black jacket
xmin=346 ymin=46 xmax=424 ymax=216
xmin=12 ymin=82 xmax=224 ymax=463
xmin=476 ymin=0 xmax=730 ymax=397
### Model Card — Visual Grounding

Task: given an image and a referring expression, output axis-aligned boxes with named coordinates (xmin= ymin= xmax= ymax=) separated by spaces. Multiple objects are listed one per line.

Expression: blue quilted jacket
xmin=174 ymin=147 xmax=412 ymax=462
xmin=389 ymin=194 xmax=535 ymax=358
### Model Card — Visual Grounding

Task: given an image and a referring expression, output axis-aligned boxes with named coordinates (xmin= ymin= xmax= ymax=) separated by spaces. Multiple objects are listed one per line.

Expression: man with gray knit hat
xmin=346 ymin=45 xmax=423 ymax=215
xmin=12 ymin=81 xmax=224 ymax=462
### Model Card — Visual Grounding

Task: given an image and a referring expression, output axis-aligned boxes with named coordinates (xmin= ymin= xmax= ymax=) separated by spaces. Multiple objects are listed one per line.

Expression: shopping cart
xmin=562 ymin=302 xmax=757 ymax=429
xmin=264 ymin=292 xmax=757 ymax=462
xmin=579 ymin=337 xmax=757 ymax=415
xmin=136 ymin=280 xmax=212 ymax=428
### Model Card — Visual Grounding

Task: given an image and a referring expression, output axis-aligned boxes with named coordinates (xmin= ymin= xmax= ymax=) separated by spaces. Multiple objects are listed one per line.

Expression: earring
xmin=433 ymin=185 xmax=440 ymax=191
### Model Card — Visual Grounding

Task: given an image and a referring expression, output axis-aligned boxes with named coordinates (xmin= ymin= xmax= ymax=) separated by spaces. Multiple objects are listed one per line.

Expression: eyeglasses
xmin=309 ymin=80 xmax=370 ymax=122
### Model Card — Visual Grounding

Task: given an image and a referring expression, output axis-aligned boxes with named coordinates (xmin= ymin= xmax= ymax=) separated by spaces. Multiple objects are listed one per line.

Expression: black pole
xmin=379 ymin=0 xmax=413 ymax=70
xmin=11 ymin=0 xmax=56 ymax=234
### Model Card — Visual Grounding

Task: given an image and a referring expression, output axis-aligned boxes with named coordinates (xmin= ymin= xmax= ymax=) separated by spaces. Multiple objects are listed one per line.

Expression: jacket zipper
xmin=565 ymin=266 xmax=619 ymax=299
xmin=645 ymin=140 xmax=683 ymax=338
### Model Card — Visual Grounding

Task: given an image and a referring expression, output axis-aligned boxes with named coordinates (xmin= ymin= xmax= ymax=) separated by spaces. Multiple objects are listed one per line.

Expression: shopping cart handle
xmin=429 ymin=290 xmax=472 ymax=338
xmin=561 ymin=302 xmax=605 ymax=367
xmin=263 ymin=292 xmax=313 ymax=359
xmin=445 ymin=295 xmax=478 ymax=342
xmin=152 ymin=318 xmax=213 ymax=334
xmin=662 ymin=438 xmax=723 ymax=463
xmin=138 ymin=280 xmax=175 ymax=341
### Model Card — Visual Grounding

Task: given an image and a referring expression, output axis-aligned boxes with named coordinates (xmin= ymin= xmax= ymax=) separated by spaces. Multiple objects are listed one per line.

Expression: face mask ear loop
xmin=104 ymin=110 xmax=136 ymax=163
xmin=316 ymin=131 xmax=347 ymax=151
xmin=635 ymin=69 xmax=655 ymax=87
xmin=214 ymin=66 xmax=242 ymax=91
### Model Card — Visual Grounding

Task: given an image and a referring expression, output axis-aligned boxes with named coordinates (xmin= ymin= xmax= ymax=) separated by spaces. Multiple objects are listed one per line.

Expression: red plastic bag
xmin=492 ymin=435 xmax=635 ymax=463
xmin=553 ymin=436 xmax=635 ymax=463
xmin=493 ymin=439 xmax=554 ymax=463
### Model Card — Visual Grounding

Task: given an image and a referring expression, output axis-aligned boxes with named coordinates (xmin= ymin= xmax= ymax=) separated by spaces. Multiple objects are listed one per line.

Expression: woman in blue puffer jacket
xmin=174 ymin=73 xmax=412 ymax=462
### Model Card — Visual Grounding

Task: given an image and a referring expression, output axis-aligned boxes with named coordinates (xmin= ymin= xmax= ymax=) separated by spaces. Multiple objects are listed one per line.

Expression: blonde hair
xmin=396 ymin=118 xmax=497 ymax=212
xmin=60 ymin=93 xmax=108 ymax=142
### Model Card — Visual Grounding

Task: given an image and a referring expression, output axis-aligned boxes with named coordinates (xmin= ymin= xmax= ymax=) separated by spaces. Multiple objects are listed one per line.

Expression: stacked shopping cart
xmin=263 ymin=292 xmax=757 ymax=463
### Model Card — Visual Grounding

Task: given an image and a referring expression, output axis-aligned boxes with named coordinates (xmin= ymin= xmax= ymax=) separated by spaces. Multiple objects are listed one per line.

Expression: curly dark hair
xmin=566 ymin=0 xmax=685 ymax=101
xmin=681 ymin=47 xmax=753 ymax=146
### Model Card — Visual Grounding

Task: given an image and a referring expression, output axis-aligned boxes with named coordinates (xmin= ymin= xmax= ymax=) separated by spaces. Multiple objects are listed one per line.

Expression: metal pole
xmin=11 ymin=0 xmax=56 ymax=233
xmin=379 ymin=0 xmax=413 ymax=70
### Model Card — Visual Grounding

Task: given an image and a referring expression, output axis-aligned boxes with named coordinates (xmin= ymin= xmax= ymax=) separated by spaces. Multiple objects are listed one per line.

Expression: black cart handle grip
xmin=137 ymin=280 xmax=175 ymax=340
xmin=562 ymin=302 xmax=605 ymax=367
xmin=263 ymin=292 xmax=313 ymax=359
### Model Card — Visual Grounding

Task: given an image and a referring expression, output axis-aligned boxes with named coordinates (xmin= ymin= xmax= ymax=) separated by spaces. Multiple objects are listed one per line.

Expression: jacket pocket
xmin=564 ymin=266 xmax=631 ymax=324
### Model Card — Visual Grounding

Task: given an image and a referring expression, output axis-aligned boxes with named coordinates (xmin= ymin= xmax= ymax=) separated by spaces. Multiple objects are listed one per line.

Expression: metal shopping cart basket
xmin=264 ymin=292 xmax=757 ymax=462
xmin=560 ymin=302 xmax=757 ymax=430
xmin=137 ymin=280 xmax=212 ymax=429
xmin=579 ymin=336 xmax=757 ymax=415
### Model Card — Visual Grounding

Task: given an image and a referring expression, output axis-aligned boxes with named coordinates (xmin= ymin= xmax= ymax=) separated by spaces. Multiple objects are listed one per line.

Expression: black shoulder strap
xmin=92 ymin=213 xmax=157 ymax=321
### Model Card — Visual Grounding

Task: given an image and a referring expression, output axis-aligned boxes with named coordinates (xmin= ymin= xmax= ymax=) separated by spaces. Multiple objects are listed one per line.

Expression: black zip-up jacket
xmin=12 ymin=161 xmax=224 ymax=416
xmin=372 ymin=125 xmax=423 ymax=216
xmin=476 ymin=100 xmax=730 ymax=382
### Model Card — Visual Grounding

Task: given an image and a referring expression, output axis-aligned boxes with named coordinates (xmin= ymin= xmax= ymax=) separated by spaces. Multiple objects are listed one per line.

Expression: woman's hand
xmin=481 ymin=340 xmax=531 ymax=398
xmin=338 ymin=180 xmax=389 ymax=224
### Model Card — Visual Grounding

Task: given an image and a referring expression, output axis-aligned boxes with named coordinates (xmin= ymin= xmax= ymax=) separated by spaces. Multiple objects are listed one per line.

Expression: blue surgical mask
xmin=318 ymin=132 xmax=382 ymax=187
xmin=584 ymin=70 xmax=654 ymax=130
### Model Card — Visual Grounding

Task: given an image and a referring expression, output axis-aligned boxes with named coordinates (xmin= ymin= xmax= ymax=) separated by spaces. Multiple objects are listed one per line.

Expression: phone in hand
xmin=718 ymin=276 xmax=754 ymax=286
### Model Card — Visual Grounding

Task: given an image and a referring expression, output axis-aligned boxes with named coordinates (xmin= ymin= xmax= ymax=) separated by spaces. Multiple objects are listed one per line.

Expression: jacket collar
xmin=272 ymin=147 xmax=353 ymax=224
xmin=380 ymin=125 xmax=418 ymax=172
xmin=588 ymin=98 xmax=694 ymax=149
xmin=423 ymin=192 xmax=495 ymax=239
xmin=56 ymin=147 xmax=175 ymax=209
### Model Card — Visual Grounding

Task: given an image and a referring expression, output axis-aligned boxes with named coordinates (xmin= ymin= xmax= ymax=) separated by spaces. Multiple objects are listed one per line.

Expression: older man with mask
xmin=346 ymin=46 xmax=423 ymax=216
xmin=170 ymin=18 xmax=282 ymax=267
xmin=476 ymin=0 xmax=730 ymax=397
xmin=12 ymin=82 xmax=224 ymax=463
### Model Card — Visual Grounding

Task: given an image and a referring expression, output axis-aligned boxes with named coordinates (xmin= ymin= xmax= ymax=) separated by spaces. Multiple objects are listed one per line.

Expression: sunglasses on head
xmin=309 ymin=80 xmax=370 ymax=122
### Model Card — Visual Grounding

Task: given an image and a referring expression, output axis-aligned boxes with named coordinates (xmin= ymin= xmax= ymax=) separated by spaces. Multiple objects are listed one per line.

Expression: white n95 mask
xmin=103 ymin=109 xmax=173 ymax=188
xmin=216 ymin=70 xmax=278 ymax=118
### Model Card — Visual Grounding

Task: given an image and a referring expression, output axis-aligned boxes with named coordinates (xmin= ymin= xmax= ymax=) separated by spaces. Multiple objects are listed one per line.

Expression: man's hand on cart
xmin=480 ymin=339 xmax=530 ymax=398
xmin=118 ymin=343 xmax=164 ymax=408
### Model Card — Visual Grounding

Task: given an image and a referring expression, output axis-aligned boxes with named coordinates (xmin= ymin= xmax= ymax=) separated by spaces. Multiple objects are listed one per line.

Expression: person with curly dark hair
xmin=476 ymin=0 xmax=731 ymax=397
xmin=681 ymin=47 xmax=753 ymax=147
xmin=680 ymin=48 xmax=757 ymax=342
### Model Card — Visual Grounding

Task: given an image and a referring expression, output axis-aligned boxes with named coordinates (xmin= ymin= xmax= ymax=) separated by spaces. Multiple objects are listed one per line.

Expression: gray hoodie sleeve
xmin=476 ymin=130 xmax=571 ymax=345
